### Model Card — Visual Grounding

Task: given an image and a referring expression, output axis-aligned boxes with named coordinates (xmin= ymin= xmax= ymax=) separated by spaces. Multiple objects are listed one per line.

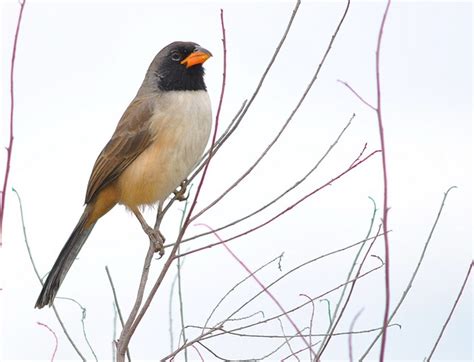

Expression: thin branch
xmin=1 ymin=0 xmax=26 ymax=241
xmin=198 ymin=223 xmax=314 ymax=354
xmin=223 ymin=231 xmax=387 ymax=327
xmin=299 ymin=294 xmax=316 ymax=361
xmin=13 ymin=188 xmax=86 ymax=361
xmin=202 ymin=252 xmax=283 ymax=333
xmin=56 ymin=297 xmax=98 ymax=362
xmin=282 ymin=340 xmax=322 ymax=361
xmin=349 ymin=309 xmax=364 ymax=362
xmin=316 ymin=226 xmax=381 ymax=359
xmin=176 ymin=186 xmax=193 ymax=361
xmin=277 ymin=318 xmax=299 ymax=361
xmin=174 ymin=113 xmax=356 ymax=247
xmin=426 ymin=261 xmax=472 ymax=360
xmin=316 ymin=197 xmax=379 ymax=357
xmin=196 ymin=341 xmax=228 ymax=361
xmin=204 ymin=262 xmax=384 ymax=340
xmin=116 ymin=242 xmax=155 ymax=359
xmin=37 ymin=321 xmax=58 ymax=362
xmin=105 ymin=266 xmax=131 ymax=362
xmin=162 ymin=324 xmax=223 ymax=360
xmin=258 ymin=328 xmax=310 ymax=360
xmin=190 ymin=344 xmax=205 ymax=362
xmin=189 ymin=323 xmax=401 ymax=339
xmin=374 ymin=1 xmax=392 ymax=360
xmin=337 ymin=79 xmax=376 ymax=111
xmin=191 ymin=0 xmax=350 ymax=222
xmin=359 ymin=186 xmax=457 ymax=359
xmin=178 ymin=149 xmax=380 ymax=258
xmin=319 ymin=299 xmax=333 ymax=324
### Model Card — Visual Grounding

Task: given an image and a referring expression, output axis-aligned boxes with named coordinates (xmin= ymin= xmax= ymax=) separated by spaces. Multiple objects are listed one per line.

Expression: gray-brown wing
xmin=85 ymin=96 xmax=155 ymax=204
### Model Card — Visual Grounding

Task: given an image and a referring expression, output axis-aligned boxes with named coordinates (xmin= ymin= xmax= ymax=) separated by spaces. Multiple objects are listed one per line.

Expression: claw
xmin=173 ymin=180 xmax=188 ymax=201
xmin=143 ymin=226 xmax=165 ymax=256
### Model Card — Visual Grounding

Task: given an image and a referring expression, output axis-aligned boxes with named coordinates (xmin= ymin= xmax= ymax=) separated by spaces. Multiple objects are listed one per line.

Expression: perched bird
xmin=35 ymin=41 xmax=213 ymax=308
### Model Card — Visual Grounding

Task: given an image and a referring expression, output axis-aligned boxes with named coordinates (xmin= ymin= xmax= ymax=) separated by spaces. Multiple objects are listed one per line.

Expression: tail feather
xmin=35 ymin=210 xmax=95 ymax=308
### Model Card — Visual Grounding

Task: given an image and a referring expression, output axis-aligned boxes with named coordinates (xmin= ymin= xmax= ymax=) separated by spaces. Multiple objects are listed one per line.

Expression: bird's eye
xmin=171 ymin=52 xmax=181 ymax=61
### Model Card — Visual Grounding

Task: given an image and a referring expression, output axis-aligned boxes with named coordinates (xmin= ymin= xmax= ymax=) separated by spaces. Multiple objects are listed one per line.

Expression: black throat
xmin=156 ymin=64 xmax=207 ymax=92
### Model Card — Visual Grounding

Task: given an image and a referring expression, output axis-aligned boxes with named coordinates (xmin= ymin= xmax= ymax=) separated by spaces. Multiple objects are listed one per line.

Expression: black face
xmin=155 ymin=41 xmax=207 ymax=92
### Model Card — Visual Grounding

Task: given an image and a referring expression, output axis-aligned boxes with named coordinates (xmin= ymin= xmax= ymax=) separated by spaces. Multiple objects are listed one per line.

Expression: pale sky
xmin=1 ymin=0 xmax=472 ymax=361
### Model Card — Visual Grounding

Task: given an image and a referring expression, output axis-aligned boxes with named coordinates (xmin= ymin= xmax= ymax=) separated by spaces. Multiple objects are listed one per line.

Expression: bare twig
xmin=299 ymin=294 xmax=316 ymax=360
xmin=282 ymin=340 xmax=322 ymax=361
xmin=278 ymin=318 xmax=299 ymax=361
xmin=37 ymin=321 xmax=58 ymax=362
xmin=258 ymin=327 xmax=310 ymax=360
xmin=1 ymin=0 xmax=26 ymax=241
xmin=198 ymin=223 xmax=314 ymax=353
xmin=190 ymin=344 xmax=205 ymax=361
xmin=337 ymin=79 xmax=376 ymax=111
xmin=175 ymin=113 xmax=356 ymax=247
xmin=56 ymin=297 xmax=98 ymax=361
xmin=374 ymin=2 xmax=392 ymax=359
xmin=178 ymin=149 xmax=380 ymax=258
xmin=202 ymin=252 xmax=283 ymax=333
xmin=162 ymin=324 xmax=223 ymax=360
xmin=13 ymin=188 xmax=86 ymax=361
xmin=189 ymin=323 xmax=401 ymax=339
xmin=316 ymin=225 xmax=381 ymax=359
xmin=116 ymin=242 xmax=154 ymax=359
xmin=349 ymin=309 xmax=364 ymax=362
xmin=105 ymin=266 xmax=131 ymax=362
xmin=316 ymin=197 xmax=378 ymax=357
xmin=426 ymin=261 xmax=472 ymax=360
xmin=191 ymin=0 xmax=351 ymax=222
xmin=204 ymin=261 xmax=384 ymax=340
xmin=196 ymin=341 xmax=228 ymax=361
xmin=320 ymin=299 xmax=333 ymax=324
xmin=359 ymin=186 xmax=458 ymax=360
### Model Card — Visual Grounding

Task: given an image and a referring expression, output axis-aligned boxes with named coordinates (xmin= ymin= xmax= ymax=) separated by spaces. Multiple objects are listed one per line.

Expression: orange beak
xmin=181 ymin=46 xmax=212 ymax=68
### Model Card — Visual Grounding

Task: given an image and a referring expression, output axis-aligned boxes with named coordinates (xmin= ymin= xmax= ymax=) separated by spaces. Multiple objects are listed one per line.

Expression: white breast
xmin=118 ymin=90 xmax=212 ymax=206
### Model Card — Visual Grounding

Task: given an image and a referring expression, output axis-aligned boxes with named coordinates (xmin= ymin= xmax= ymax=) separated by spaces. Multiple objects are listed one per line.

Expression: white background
xmin=1 ymin=0 xmax=472 ymax=361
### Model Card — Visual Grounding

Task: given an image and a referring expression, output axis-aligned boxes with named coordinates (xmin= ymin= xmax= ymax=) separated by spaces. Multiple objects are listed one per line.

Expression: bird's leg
xmin=173 ymin=180 xmax=188 ymax=201
xmin=132 ymin=207 xmax=165 ymax=256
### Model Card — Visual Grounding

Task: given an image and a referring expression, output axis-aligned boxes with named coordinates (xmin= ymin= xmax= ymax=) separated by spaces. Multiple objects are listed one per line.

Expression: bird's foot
xmin=144 ymin=226 xmax=165 ymax=257
xmin=173 ymin=180 xmax=188 ymax=201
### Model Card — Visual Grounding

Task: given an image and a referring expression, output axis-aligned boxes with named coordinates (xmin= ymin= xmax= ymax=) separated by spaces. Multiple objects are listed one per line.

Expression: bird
xmin=35 ymin=41 xmax=213 ymax=308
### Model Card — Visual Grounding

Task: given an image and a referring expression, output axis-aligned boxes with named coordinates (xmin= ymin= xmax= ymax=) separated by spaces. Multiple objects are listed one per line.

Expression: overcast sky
xmin=1 ymin=0 xmax=472 ymax=361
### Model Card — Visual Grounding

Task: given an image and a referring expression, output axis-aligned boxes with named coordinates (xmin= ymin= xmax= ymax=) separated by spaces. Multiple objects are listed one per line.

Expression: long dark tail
xmin=35 ymin=209 xmax=96 ymax=308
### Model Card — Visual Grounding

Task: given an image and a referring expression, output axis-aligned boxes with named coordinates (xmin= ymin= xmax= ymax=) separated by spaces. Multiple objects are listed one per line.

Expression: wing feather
xmin=85 ymin=96 xmax=155 ymax=204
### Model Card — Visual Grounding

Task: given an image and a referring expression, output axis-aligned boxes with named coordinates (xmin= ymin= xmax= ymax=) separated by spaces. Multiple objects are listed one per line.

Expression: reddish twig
xmin=178 ymin=149 xmax=380 ymax=258
xmin=375 ymin=2 xmax=392 ymax=360
xmin=1 ymin=0 xmax=26 ymax=242
xmin=337 ymin=79 xmax=376 ymax=111
xmin=197 ymin=223 xmax=315 ymax=355
xmin=338 ymin=1 xmax=392 ymax=359
xmin=37 ymin=321 xmax=58 ymax=362
xmin=426 ymin=261 xmax=473 ymax=360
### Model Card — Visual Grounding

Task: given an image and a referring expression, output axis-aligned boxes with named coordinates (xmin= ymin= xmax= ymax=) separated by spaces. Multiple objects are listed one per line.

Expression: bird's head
xmin=146 ymin=41 xmax=212 ymax=92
